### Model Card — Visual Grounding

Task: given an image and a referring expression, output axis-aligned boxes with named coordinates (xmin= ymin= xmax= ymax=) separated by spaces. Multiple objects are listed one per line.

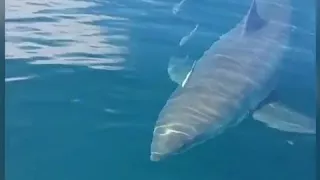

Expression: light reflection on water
xmin=6 ymin=0 xmax=129 ymax=70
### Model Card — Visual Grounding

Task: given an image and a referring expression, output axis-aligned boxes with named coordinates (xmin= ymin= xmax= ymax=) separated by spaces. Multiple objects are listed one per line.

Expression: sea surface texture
xmin=5 ymin=0 xmax=316 ymax=180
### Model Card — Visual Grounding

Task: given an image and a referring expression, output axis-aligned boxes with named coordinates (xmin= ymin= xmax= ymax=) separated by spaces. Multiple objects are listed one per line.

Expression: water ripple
xmin=6 ymin=0 xmax=129 ymax=69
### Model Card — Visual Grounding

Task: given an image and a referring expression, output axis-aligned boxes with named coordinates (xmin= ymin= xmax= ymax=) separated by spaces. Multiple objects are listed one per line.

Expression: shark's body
xmin=150 ymin=0 xmax=315 ymax=161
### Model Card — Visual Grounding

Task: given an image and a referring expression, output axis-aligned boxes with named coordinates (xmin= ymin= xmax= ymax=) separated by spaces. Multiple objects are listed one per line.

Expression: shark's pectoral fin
xmin=243 ymin=0 xmax=268 ymax=35
xmin=167 ymin=55 xmax=197 ymax=87
xmin=252 ymin=102 xmax=316 ymax=134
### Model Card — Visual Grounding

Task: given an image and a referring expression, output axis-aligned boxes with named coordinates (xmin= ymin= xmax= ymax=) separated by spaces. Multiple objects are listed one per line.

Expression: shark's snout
xmin=150 ymin=152 xmax=162 ymax=162
xmin=150 ymin=127 xmax=192 ymax=161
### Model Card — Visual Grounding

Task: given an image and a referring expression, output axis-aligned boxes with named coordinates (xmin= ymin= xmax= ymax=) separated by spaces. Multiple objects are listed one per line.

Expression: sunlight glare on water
xmin=5 ymin=0 xmax=129 ymax=70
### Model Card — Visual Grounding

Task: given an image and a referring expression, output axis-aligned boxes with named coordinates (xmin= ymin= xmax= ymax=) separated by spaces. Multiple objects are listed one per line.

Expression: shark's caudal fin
xmin=167 ymin=56 xmax=197 ymax=87
xmin=243 ymin=0 xmax=268 ymax=35
xmin=252 ymin=102 xmax=316 ymax=134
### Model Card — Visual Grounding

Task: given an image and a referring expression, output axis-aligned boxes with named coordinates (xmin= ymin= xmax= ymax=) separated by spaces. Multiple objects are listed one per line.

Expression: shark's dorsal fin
xmin=243 ymin=0 xmax=267 ymax=35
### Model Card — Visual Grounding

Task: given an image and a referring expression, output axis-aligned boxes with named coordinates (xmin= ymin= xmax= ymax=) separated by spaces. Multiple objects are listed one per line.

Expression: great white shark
xmin=150 ymin=0 xmax=316 ymax=161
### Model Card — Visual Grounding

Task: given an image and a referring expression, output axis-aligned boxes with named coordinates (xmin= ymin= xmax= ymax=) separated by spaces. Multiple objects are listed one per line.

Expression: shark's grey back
xmin=151 ymin=0 xmax=293 ymax=160
xmin=160 ymin=0 xmax=291 ymax=130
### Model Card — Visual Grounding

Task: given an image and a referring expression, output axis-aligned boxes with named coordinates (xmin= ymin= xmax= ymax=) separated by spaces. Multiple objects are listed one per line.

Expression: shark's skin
xmin=150 ymin=0 xmax=292 ymax=161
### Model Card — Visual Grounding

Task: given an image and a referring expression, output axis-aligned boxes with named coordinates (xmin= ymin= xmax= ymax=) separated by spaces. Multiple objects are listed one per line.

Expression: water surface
xmin=5 ymin=0 xmax=316 ymax=180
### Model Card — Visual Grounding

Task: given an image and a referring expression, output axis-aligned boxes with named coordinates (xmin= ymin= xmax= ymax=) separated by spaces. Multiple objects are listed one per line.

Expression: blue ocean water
xmin=5 ymin=0 xmax=316 ymax=180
